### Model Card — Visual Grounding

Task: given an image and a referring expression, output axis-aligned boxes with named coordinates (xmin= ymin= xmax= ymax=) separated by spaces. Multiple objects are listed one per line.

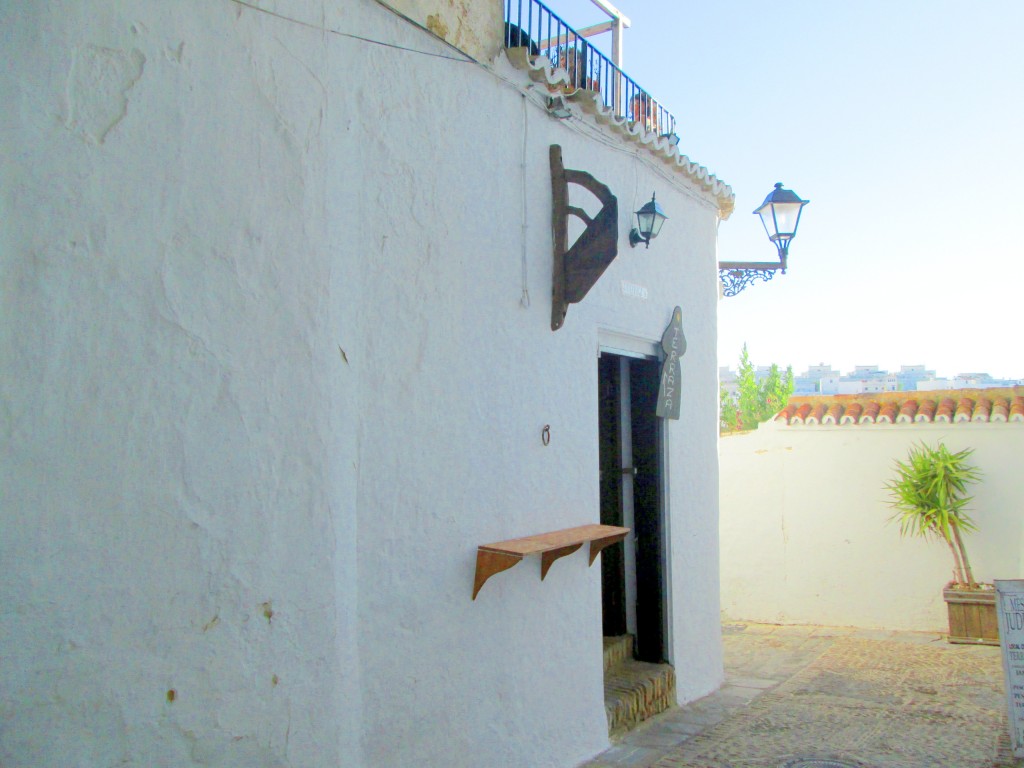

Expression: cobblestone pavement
xmin=580 ymin=621 xmax=1021 ymax=768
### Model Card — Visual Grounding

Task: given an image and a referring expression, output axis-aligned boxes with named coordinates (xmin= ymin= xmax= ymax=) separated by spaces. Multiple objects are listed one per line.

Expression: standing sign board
xmin=996 ymin=579 xmax=1024 ymax=757
xmin=655 ymin=307 xmax=686 ymax=420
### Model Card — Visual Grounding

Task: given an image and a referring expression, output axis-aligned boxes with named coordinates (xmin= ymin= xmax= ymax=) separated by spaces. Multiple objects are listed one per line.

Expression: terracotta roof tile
xmin=972 ymin=397 xmax=992 ymax=423
xmin=935 ymin=397 xmax=956 ymax=423
xmin=992 ymin=397 xmax=1010 ymax=422
xmin=954 ymin=397 xmax=975 ymax=423
xmin=914 ymin=399 xmax=936 ymax=422
xmin=774 ymin=387 xmax=1024 ymax=427
xmin=791 ymin=403 xmax=813 ymax=424
xmin=822 ymin=403 xmax=844 ymax=424
xmin=805 ymin=403 xmax=828 ymax=425
xmin=878 ymin=402 xmax=898 ymax=424
xmin=776 ymin=404 xmax=798 ymax=422
xmin=840 ymin=402 xmax=863 ymax=425
xmin=1012 ymin=396 xmax=1024 ymax=422
xmin=896 ymin=399 xmax=918 ymax=423
xmin=860 ymin=401 xmax=880 ymax=424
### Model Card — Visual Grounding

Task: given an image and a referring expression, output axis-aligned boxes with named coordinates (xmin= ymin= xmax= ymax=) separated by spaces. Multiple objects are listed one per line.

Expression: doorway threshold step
xmin=604 ymin=656 xmax=676 ymax=738
xmin=603 ymin=634 xmax=634 ymax=672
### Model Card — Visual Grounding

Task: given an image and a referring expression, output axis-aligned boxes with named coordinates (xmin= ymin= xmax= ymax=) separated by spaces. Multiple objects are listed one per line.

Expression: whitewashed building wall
xmin=2 ymin=1 xmax=731 ymax=766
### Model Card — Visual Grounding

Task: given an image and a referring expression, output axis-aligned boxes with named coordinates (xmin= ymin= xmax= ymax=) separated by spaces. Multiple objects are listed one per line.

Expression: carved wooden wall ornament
xmin=549 ymin=145 xmax=619 ymax=331
xmin=656 ymin=306 xmax=686 ymax=420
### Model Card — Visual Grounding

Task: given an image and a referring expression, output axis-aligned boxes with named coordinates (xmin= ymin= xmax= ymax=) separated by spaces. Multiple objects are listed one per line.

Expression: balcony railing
xmin=504 ymin=0 xmax=677 ymax=138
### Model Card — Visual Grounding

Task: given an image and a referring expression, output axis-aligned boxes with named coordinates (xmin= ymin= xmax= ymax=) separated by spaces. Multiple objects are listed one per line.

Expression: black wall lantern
xmin=629 ymin=193 xmax=668 ymax=248
xmin=719 ymin=182 xmax=809 ymax=297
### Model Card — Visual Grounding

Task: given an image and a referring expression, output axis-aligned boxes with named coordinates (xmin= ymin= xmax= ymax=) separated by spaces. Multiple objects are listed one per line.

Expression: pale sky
xmin=545 ymin=0 xmax=1024 ymax=380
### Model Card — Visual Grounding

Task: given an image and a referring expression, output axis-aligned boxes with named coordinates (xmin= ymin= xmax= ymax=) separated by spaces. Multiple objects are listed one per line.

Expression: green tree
xmin=885 ymin=442 xmax=982 ymax=587
xmin=720 ymin=384 xmax=738 ymax=432
xmin=720 ymin=344 xmax=794 ymax=433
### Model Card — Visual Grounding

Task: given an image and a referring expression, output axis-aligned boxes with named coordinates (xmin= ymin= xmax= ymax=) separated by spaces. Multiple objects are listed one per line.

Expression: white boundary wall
xmin=720 ymin=421 xmax=1024 ymax=631
xmin=2 ymin=2 xmax=725 ymax=766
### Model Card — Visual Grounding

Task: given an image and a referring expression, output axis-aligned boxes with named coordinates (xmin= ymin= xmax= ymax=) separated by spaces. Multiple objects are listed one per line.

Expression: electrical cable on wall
xmin=228 ymin=0 xmax=724 ymax=244
xmin=229 ymin=0 xmax=475 ymax=63
xmin=559 ymin=115 xmax=720 ymax=213
xmin=520 ymin=94 xmax=531 ymax=308
xmin=632 ymin=154 xmax=640 ymax=222
xmin=231 ymin=0 xmax=718 ymax=211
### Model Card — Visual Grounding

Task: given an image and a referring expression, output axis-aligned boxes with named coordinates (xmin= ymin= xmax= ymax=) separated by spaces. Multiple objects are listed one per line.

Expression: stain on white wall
xmin=379 ymin=0 xmax=503 ymax=60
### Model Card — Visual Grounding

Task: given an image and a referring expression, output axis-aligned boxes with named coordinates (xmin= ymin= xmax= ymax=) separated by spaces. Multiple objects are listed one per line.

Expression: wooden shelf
xmin=472 ymin=524 xmax=629 ymax=600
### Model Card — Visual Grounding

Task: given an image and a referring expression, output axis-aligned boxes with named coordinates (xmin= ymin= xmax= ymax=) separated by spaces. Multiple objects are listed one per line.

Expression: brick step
xmin=602 ymin=634 xmax=634 ymax=672
xmin=604 ymin=656 xmax=676 ymax=738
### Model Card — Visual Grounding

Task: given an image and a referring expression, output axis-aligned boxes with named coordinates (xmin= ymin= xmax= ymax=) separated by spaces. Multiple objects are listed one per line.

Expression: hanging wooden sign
xmin=550 ymin=145 xmax=619 ymax=331
xmin=656 ymin=306 xmax=686 ymax=420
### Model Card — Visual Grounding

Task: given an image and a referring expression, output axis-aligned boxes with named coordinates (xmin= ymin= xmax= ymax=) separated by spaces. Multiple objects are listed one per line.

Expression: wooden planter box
xmin=943 ymin=583 xmax=999 ymax=645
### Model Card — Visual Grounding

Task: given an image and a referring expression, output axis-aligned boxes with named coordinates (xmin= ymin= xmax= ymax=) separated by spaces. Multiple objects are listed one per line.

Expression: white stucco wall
xmin=2 ymin=2 xmax=364 ymax=765
xmin=2 ymin=1 xmax=726 ymax=766
xmin=352 ymin=42 xmax=725 ymax=765
xmin=720 ymin=421 xmax=1024 ymax=631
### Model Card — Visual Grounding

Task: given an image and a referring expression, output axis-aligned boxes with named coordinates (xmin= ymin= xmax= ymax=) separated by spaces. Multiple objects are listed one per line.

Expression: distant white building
xmin=836 ymin=376 xmax=897 ymax=394
xmin=725 ymin=361 xmax=1022 ymax=397
xmin=895 ymin=364 xmax=936 ymax=391
xmin=818 ymin=376 xmax=841 ymax=394
xmin=794 ymin=363 xmax=893 ymax=395
xmin=794 ymin=363 xmax=840 ymax=394
xmin=917 ymin=372 xmax=1024 ymax=391
xmin=806 ymin=363 xmax=840 ymax=377
xmin=851 ymin=365 xmax=881 ymax=377
xmin=917 ymin=378 xmax=960 ymax=391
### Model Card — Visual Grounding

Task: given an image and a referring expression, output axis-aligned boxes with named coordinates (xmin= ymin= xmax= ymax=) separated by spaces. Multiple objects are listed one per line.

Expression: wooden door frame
xmin=597 ymin=331 xmax=673 ymax=664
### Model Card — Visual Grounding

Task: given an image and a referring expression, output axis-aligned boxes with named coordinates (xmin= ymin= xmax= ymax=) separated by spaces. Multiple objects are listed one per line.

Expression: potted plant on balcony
xmin=885 ymin=442 xmax=997 ymax=645
xmin=550 ymin=43 xmax=599 ymax=94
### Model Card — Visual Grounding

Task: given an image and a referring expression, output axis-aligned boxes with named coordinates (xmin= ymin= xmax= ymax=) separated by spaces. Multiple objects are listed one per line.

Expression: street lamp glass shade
xmin=754 ymin=183 xmax=808 ymax=246
xmin=636 ymin=193 xmax=668 ymax=241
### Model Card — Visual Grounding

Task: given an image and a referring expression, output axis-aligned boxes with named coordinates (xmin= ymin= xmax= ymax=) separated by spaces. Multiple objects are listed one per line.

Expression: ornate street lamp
xmin=755 ymin=182 xmax=809 ymax=263
xmin=719 ymin=182 xmax=809 ymax=296
xmin=629 ymin=192 xmax=668 ymax=248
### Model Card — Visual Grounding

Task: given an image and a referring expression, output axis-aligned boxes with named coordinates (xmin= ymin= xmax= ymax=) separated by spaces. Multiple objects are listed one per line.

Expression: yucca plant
xmin=885 ymin=442 xmax=982 ymax=588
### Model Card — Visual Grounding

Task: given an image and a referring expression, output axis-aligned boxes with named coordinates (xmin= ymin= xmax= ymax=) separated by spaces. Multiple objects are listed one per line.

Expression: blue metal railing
xmin=504 ymin=0 xmax=677 ymax=138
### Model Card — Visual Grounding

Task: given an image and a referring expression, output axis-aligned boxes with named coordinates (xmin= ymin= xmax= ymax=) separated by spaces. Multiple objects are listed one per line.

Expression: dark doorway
xmin=598 ymin=354 xmax=626 ymax=637
xmin=598 ymin=352 xmax=667 ymax=663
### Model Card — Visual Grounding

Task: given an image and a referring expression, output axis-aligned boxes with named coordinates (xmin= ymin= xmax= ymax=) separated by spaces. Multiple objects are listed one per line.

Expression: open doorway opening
xmin=598 ymin=351 xmax=667 ymax=663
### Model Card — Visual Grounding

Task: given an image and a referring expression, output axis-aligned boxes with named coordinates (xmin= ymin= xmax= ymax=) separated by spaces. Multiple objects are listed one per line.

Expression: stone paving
xmin=581 ymin=621 xmax=1021 ymax=768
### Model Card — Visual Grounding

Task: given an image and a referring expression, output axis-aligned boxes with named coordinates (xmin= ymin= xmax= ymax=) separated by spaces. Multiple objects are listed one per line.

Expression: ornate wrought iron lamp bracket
xmin=717 ymin=254 xmax=786 ymax=298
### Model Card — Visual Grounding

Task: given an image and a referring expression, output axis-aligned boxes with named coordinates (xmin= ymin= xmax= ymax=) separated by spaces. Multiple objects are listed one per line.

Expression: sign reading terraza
xmin=656 ymin=307 xmax=686 ymax=420
xmin=996 ymin=579 xmax=1024 ymax=758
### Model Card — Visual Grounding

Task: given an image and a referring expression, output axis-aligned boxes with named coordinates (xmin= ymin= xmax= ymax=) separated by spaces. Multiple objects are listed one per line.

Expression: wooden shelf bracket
xmin=472 ymin=524 xmax=629 ymax=600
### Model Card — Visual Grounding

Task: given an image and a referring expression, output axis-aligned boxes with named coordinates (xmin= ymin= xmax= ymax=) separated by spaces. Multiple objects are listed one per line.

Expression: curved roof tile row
xmin=505 ymin=48 xmax=736 ymax=219
xmin=775 ymin=388 xmax=1024 ymax=426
